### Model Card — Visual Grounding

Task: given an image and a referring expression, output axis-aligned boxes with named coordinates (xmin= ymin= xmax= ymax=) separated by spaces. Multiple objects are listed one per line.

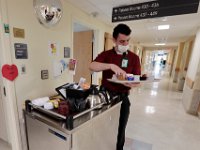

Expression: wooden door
xmin=73 ymin=31 xmax=93 ymax=84
xmin=104 ymin=32 xmax=113 ymax=51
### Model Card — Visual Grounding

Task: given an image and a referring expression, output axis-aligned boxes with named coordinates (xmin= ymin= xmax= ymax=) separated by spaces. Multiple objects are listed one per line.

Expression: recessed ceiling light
xmin=155 ymin=43 xmax=166 ymax=46
xmin=158 ymin=25 xmax=170 ymax=30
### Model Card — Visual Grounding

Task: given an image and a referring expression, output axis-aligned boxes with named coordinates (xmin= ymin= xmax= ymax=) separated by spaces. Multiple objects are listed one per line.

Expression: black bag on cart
xmin=55 ymin=83 xmax=90 ymax=112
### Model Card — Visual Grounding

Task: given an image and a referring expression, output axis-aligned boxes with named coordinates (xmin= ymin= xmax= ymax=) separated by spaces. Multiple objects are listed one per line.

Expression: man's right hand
xmin=89 ymin=62 xmax=126 ymax=79
xmin=109 ymin=64 xmax=126 ymax=79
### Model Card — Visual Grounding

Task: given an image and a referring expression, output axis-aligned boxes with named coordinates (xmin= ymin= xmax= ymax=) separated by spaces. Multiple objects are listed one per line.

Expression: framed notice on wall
xmin=14 ymin=43 xmax=28 ymax=59
xmin=64 ymin=47 xmax=70 ymax=58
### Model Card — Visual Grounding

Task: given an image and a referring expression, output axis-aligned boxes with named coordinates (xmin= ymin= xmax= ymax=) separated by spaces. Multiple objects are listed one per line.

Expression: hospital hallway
xmin=124 ymin=64 xmax=200 ymax=150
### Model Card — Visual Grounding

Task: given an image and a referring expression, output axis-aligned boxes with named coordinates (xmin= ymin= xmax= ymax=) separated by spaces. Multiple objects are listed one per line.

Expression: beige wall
xmin=187 ymin=29 xmax=200 ymax=80
xmin=182 ymin=28 xmax=200 ymax=114
xmin=0 ymin=0 xmax=112 ymax=149
xmin=5 ymin=0 xmax=112 ymax=115
xmin=7 ymin=0 xmax=112 ymax=113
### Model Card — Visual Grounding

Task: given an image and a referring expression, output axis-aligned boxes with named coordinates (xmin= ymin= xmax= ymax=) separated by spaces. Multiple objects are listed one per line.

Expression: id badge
xmin=121 ymin=58 xmax=128 ymax=68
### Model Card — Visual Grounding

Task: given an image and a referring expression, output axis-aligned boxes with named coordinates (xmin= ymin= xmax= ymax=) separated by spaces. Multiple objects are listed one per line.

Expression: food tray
xmin=107 ymin=78 xmax=160 ymax=85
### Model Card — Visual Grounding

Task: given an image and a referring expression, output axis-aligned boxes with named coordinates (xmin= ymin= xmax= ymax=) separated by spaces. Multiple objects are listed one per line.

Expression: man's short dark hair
xmin=113 ymin=23 xmax=131 ymax=39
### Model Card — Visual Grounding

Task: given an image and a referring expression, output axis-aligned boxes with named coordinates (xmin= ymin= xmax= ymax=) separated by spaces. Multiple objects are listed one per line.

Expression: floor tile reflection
xmin=0 ymin=139 xmax=11 ymax=150
xmin=124 ymin=137 xmax=152 ymax=150
xmin=127 ymin=71 xmax=200 ymax=150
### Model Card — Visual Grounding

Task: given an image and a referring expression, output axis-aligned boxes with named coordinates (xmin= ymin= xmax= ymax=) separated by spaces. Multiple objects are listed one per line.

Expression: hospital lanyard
xmin=121 ymin=52 xmax=128 ymax=68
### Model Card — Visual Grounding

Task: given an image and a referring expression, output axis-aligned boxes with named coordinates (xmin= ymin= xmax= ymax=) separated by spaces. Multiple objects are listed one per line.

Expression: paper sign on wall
xmin=53 ymin=60 xmax=63 ymax=78
xmin=68 ymin=59 xmax=77 ymax=75
xmin=49 ymin=42 xmax=59 ymax=56
xmin=60 ymin=60 xmax=67 ymax=70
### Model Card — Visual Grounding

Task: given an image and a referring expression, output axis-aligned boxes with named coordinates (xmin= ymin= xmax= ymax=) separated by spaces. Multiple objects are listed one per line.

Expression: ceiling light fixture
xmin=155 ymin=43 xmax=166 ymax=46
xmin=158 ymin=25 xmax=170 ymax=30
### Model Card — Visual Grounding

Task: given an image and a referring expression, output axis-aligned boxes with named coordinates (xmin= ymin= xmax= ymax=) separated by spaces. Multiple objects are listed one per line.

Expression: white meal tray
xmin=107 ymin=78 xmax=160 ymax=84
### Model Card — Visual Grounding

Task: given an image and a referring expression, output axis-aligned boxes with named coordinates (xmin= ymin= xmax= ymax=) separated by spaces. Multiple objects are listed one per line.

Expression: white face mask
xmin=117 ymin=45 xmax=129 ymax=54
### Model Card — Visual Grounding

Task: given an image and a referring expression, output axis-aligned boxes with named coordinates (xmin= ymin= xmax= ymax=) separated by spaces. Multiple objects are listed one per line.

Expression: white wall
xmin=187 ymin=28 xmax=200 ymax=80
xmin=0 ymin=0 xmax=112 ymax=149
xmin=182 ymin=28 xmax=200 ymax=114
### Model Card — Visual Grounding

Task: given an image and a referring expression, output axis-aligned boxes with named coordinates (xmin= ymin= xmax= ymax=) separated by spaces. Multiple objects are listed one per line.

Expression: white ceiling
xmin=66 ymin=0 xmax=200 ymax=48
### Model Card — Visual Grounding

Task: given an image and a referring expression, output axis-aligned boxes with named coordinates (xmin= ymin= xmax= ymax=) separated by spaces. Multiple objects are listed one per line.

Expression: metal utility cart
xmin=24 ymin=95 xmax=121 ymax=150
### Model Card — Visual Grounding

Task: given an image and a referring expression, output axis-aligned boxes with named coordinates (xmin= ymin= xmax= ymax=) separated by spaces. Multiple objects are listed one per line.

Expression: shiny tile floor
xmin=125 ymin=71 xmax=200 ymax=150
xmin=0 ymin=139 xmax=11 ymax=150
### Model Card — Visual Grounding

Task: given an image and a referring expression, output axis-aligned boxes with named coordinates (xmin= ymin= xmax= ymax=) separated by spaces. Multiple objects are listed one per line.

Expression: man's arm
xmin=89 ymin=61 xmax=111 ymax=72
xmin=89 ymin=61 xmax=126 ymax=76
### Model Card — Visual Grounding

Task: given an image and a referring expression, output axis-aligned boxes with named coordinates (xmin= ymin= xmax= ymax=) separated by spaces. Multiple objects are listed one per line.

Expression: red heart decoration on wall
xmin=2 ymin=64 xmax=18 ymax=81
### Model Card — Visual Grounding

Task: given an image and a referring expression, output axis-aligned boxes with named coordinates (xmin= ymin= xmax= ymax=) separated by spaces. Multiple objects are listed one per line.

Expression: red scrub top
xmin=93 ymin=49 xmax=141 ymax=93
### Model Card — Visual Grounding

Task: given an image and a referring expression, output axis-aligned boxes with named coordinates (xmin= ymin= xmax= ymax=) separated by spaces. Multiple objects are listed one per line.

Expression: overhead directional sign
xmin=112 ymin=0 xmax=200 ymax=22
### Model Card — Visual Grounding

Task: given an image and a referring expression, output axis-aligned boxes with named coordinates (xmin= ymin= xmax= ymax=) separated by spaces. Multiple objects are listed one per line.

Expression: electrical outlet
xmin=41 ymin=70 xmax=49 ymax=80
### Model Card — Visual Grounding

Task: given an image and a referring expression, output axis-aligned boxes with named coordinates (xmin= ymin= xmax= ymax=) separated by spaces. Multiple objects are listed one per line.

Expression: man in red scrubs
xmin=89 ymin=23 xmax=141 ymax=150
